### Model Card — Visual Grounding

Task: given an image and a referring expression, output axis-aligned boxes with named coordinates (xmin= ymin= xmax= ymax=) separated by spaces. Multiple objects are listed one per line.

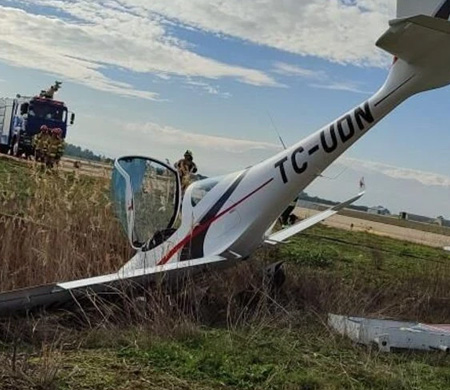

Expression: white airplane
xmin=1 ymin=0 xmax=450 ymax=315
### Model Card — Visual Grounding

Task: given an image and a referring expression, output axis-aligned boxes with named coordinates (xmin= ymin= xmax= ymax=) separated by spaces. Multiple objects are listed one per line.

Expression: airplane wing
xmin=0 ymin=254 xmax=235 ymax=317
xmin=264 ymin=191 xmax=365 ymax=245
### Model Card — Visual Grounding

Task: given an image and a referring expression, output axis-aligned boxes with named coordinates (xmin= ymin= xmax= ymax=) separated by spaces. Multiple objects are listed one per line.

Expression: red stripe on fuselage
xmin=157 ymin=178 xmax=274 ymax=265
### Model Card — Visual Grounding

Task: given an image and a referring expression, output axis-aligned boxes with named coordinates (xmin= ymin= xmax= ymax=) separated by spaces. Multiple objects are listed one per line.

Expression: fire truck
xmin=0 ymin=82 xmax=75 ymax=157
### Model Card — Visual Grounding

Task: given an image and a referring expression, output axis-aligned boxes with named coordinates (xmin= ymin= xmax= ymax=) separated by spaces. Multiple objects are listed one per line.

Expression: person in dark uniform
xmin=174 ymin=150 xmax=198 ymax=193
xmin=279 ymin=196 xmax=299 ymax=227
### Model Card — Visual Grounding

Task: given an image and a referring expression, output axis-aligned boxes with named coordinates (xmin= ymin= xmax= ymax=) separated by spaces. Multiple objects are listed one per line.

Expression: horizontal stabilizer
xmin=376 ymin=15 xmax=450 ymax=92
xmin=377 ymin=15 xmax=450 ymax=62
xmin=0 ymin=255 xmax=230 ymax=317
xmin=265 ymin=191 xmax=365 ymax=245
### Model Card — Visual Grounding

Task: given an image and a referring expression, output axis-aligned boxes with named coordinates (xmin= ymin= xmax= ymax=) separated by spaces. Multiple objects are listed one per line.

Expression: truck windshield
xmin=28 ymin=103 xmax=66 ymax=122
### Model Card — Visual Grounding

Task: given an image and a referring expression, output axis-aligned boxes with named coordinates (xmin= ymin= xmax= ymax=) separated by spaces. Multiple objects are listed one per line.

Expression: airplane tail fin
xmin=375 ymin=1 xmax=450 ymax=97
xmin=396 ymin=0 xmax=450 ymax=20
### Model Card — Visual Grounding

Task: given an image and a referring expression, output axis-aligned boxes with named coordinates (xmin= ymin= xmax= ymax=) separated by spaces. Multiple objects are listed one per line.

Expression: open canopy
xmin=111 ymin=156 xmax=181 ymax=249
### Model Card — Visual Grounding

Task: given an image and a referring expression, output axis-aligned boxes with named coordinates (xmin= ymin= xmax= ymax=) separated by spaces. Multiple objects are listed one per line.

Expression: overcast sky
xmin=0 ymin=0 xmax=449 ymax=218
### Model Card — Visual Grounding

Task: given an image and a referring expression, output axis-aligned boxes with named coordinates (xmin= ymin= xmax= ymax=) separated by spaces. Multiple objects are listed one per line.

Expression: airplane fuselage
xmin=121 ymin=62 xmax=415 ymax=274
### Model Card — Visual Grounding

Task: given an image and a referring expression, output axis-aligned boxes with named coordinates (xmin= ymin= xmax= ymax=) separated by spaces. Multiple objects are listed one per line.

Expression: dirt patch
xmin=295 ymin=207 xmax=450 ymax=248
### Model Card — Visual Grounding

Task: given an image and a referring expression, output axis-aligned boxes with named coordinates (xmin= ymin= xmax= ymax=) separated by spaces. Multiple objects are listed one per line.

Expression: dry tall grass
xmin=0 ymin=160 xmax=449 ymax=327
xmin=0 ymin=165 xmax=132 ymax=292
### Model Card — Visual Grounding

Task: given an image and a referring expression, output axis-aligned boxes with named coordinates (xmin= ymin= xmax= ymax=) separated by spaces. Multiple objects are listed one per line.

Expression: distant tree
xmin=64 ymin=143 xmax=112 ymax=163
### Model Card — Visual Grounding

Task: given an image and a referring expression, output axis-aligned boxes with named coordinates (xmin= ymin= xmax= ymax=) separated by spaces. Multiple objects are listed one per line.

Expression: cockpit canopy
xmin=111 ymin=156 xmax=181 ymax=249
xmin=190 ymin=177 xmax=219 ymax=207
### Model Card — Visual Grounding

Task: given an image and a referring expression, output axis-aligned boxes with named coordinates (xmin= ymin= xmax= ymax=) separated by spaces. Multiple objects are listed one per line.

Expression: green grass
xmin=274 ymin=224 xmax=450 ymax=323
xmin=280 ymin=224 xmax=450 ymax=279
xmin=1 ymin=325 xmax=449 ymax=390
xmin=113 ymin=328 xmax=449 ymax=390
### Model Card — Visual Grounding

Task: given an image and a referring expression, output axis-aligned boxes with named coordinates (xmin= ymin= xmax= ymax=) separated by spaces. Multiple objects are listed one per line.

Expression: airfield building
xmin=435 ymin=216 xmax=450 ymax=228
xmin=399 ymin=212 xmax=450 ymax=227
xmin=368 ymin=206 xmax=391 ymax=216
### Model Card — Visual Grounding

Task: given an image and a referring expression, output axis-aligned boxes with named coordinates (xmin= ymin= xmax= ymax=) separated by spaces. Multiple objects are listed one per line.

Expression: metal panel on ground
xmin=328 ymin=314 xmax=450 ymax=352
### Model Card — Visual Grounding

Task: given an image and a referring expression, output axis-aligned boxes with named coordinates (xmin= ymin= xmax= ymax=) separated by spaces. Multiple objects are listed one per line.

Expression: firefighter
xmin=31 ymin=128 xmax=40 ymax=160
xmin=32 ymin=125 xmax=49 ymax=162
xmin=53 ymin=128 xmax=65 ymax=164
xmin=41 ymin=126 xmax=52 ymax=162
xmin=45 ymin=128 xmax=62 ymax=168
xmin=174 ymin=150 xmax=198 ymax=193
xmin=279 ymin=196 xmax=299 ymax=227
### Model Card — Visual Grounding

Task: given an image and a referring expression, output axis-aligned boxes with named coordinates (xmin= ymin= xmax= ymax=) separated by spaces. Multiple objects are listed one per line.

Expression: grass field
xmin=0 ymin=158 xmax=449 ymax=389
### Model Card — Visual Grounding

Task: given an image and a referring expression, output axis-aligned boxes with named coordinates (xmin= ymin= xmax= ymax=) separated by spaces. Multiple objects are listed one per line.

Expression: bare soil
xmin=295 ymin=207 xmax=450 ymax=248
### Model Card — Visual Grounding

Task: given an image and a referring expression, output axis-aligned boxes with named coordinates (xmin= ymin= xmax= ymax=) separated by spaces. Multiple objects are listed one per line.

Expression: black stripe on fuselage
xmin=374 ymin=74 xmax=415 ymax=107
xmin=180 ymin=169 xmax=249 ymax=260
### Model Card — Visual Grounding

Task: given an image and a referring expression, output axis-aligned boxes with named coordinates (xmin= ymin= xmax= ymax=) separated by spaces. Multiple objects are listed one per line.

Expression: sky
xmin=0 ymin=0 xmax=449 ymax=218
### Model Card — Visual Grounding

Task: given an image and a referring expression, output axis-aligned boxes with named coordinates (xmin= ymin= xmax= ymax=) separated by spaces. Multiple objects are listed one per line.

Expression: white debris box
xmin=328 ymin=314 xmax=450 ymax=353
